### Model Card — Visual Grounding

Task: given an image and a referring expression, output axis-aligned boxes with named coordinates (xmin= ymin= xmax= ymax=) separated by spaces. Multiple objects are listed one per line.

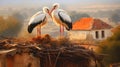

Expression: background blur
xmin=0 ymin=0 xmax=120 ymax=38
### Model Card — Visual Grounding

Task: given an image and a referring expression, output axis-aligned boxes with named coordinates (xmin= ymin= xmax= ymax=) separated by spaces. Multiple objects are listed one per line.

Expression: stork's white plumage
xmin=50 ymin=3 xmax=72 ymax=36
xmin=28 ymin=7 xmax=50 ymax=37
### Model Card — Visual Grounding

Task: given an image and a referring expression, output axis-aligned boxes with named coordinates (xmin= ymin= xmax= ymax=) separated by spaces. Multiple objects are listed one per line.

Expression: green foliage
xmin=97 ymin=26 xmax=120 ymax=66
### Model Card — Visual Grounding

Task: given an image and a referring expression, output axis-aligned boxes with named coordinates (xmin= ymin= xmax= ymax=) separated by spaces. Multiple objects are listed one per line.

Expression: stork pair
xmin=28 ymin=3 xmax=72 ymax=37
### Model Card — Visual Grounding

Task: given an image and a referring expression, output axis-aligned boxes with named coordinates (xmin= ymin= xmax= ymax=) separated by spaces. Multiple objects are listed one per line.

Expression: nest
xmin=0 ymin=34 xmax=104 ymax=67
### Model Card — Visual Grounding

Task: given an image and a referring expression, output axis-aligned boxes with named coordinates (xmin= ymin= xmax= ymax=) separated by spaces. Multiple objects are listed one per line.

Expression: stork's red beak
xmin=49 ymin=8 xmax=54 ymax=18
xmin=48 ymin=11 xmax=51 ymax=17
xmin=50 ymin=8 xmax=54 ymax=14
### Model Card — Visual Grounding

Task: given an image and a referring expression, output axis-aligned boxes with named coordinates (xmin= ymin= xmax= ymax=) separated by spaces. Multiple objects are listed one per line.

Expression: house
xmin=68 ymin=18 xmax=112 ymax=41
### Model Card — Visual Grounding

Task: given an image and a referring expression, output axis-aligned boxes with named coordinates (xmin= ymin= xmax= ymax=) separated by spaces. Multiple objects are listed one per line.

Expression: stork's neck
xmin=43 ymin=10 xmax=48 ymax=14
xmin=43 ymin=7 xmax=49 ymax=14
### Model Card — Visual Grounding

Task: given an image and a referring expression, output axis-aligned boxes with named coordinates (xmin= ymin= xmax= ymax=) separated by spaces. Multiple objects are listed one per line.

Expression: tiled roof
xmin=72 ymin=18 xmax=112 ymax=30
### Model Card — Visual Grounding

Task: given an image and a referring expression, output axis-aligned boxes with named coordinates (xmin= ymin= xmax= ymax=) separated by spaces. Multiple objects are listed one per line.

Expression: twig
xmin=47 ymin=50 xmax=52 ymax=67
xmin=0 ymin=48 xmax=16 ymax=54
xmin=54 ymin=50 xmax=61 ymax=67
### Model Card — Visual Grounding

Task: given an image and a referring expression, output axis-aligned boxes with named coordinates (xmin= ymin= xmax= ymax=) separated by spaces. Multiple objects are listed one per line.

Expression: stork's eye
xmin=47 ymin=9 xmax=49 ymax=12
xmin=54 ymin=5 xmax=57 ymax=9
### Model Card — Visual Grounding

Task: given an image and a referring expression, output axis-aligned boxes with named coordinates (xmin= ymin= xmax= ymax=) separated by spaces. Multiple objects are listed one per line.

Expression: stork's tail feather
xmin=28 ymin=25 xmax=33 ymax=33
xmin=27 ymin=22 xmax=40 ymax=33
xmin=66 ymin=23 xmax=72 ymax=31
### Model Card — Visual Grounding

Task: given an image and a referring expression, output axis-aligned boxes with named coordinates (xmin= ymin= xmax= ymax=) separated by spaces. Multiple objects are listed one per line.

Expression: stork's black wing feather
xmin=28 ymin=21 xmax=42 ymax=33
xmin=27 ymin=13 xmax=46 ymax=33
xmin=58 ymin=11 xmax=72 ymax=30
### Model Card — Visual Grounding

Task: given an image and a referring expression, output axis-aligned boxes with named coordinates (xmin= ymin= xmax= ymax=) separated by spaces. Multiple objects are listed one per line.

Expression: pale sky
xmin=0 ymin=0 xmax=120 ymax=8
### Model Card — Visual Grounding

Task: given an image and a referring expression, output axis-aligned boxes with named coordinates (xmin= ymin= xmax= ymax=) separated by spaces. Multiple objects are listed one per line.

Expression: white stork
xmin=28 ymin=7 xmax=50 ymax=37
xmin=50 ymin=3 xmax=72 ymax=36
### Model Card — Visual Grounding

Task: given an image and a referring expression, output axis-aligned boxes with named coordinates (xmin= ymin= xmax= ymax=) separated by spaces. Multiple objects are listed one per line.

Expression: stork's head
xmin=50 ymin=3 xmax=59 ymax=15
xmin=43 ymin=7 xmax=50 ymax=16
xmin=52 ymin=3 xmax=59 ymax=10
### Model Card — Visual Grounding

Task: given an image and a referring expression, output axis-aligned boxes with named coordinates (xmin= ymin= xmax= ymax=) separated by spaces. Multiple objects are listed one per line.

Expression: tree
xmin=96 ymin=26 xmax=120 ymax=67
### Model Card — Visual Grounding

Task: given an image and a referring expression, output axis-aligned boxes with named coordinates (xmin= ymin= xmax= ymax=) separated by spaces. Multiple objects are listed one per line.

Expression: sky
xmin=0 ymin=0 xmax=120 ymax=8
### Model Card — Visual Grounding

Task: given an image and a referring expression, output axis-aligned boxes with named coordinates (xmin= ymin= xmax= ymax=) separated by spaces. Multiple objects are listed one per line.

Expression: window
xmin=101 ymin=30 xmax=105 ymax=38
xmin=95 ymin=31 xmax=99 ymax=39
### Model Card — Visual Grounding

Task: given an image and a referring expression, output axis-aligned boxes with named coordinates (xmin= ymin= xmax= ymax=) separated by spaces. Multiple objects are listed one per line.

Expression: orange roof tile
xmin=72 ymin=18 xmax=93 ymax=30
xmin=72 ymin=18 xmax=112 ymax=30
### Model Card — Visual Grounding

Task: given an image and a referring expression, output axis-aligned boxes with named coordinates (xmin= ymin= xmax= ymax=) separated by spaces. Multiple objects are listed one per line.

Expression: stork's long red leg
xmin=60 ymin=25 xmax=62 ymax=36
xmin=62 ymin=25 xmax=64 ymax=36
xmin=60 ymin=25 xmax=64 ymax=36
xmin=37 ymin=26 xmax=41 ymax=37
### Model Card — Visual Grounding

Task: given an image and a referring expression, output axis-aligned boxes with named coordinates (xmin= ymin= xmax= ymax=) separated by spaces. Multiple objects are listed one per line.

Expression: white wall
xmin=68 ymin=29 xmax=112 ymax=41
xmin=68 ymin=30 xmax=90 ymax=40
xmin=91 ymin=29 xmax=112 ymax=40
